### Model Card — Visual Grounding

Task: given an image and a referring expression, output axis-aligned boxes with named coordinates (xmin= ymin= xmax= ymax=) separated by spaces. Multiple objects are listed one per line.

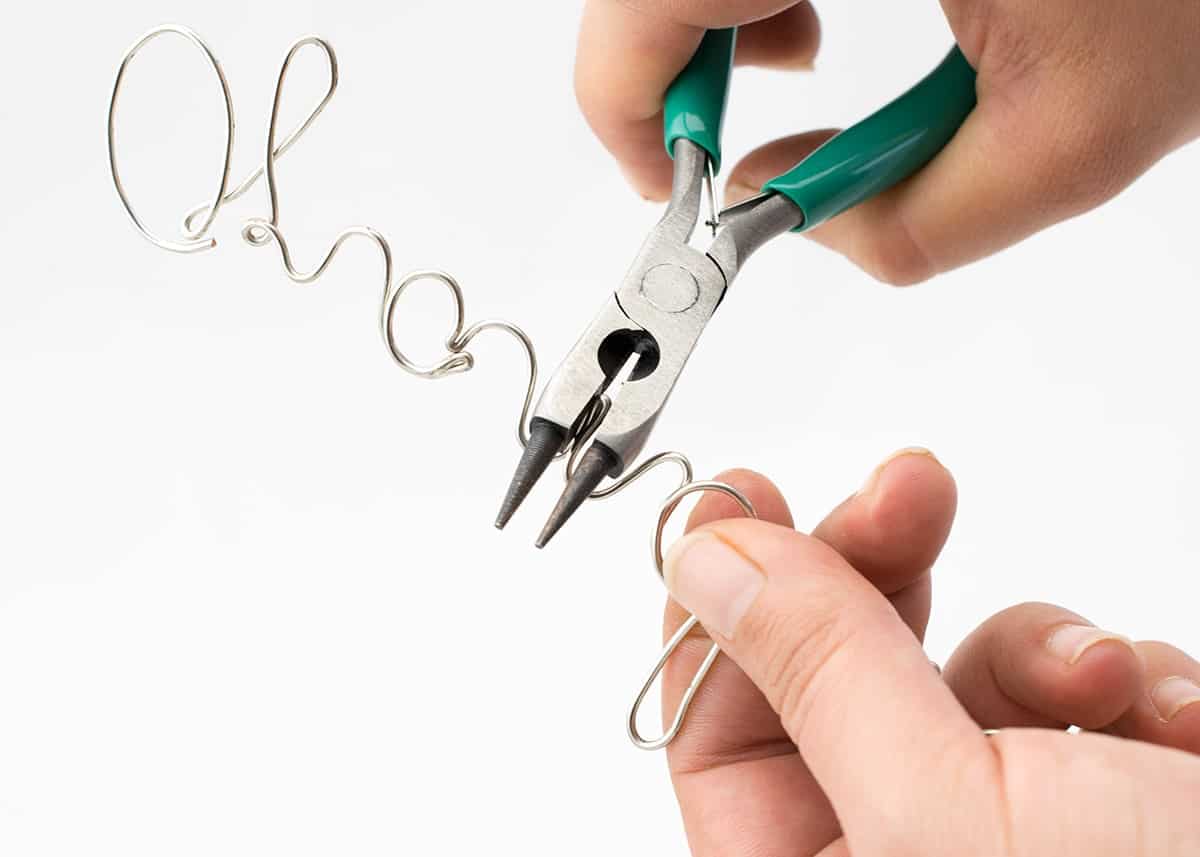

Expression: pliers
xmin=497 ymin=29 xmax=978 ymax=546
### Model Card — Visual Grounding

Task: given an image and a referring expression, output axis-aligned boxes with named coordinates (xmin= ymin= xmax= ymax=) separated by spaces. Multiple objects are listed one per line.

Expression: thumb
xmin=663 ymin=519 xmax=1002 ymax=851
xmin=724 ymin=95 xmax=1154 ymax=287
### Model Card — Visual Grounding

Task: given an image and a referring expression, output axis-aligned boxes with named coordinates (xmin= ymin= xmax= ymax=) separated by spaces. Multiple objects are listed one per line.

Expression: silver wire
xmin=567 ymin=411 xmax=756 ymax=749
xmin=559 ymin=358 xmax=755 ymax=748
xmin=703 ymin=156 xmax=721 ymax=237
xmin=108 ymin=24 xmax=753 ymax=750
xmin=627 ymin=481 xmax=757 ymax=751
xmin=184 ymin=36 xmax=338 ymax=240
xmin=108 ymin=24 xmax=235 ymax=253
xmin=107 ymin=28 xmax=537 ymax=447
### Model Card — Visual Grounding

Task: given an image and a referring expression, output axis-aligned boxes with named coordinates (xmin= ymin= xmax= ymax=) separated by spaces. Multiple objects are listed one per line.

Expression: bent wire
xmin=106 ymin=23 xmax=754 ymax=751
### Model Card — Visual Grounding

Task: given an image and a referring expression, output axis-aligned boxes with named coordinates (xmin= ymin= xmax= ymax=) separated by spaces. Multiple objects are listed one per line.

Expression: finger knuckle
xmin=756 ymin=603 xmax=856 ymax=740
xmin=1044 ymin=119 xmax=1139 ymax=212
xmin=974 ymin=49 xmax=1148 ymax=219
xmin=965 ymin=9 xmax=1041 ymax=87
xmin=982 ymin=94 xmax=1138 ymax=225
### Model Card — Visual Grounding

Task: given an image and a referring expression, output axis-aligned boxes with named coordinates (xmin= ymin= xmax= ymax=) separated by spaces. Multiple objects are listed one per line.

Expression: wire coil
xmin=107 ymin=24 xmax=756 ymax=751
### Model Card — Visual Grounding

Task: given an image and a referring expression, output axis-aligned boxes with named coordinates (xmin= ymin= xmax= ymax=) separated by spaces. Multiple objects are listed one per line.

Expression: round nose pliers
xmin=498 ymin=30 xmax=978 ymax=546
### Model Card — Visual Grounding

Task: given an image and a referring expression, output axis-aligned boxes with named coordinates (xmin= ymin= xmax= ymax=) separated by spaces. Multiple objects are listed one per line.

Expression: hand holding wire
xmin=658 ymin=457 xmax=1200 ymax=856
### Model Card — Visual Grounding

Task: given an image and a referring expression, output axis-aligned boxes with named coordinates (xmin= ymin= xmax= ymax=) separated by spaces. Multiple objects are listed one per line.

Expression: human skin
xmin=576 ymin=6 xmax=1200 ymax=849
xmin=574 ymin=0 xmax=1200 ymax=285
xmin=656 ymin=454 xmax=1200 ymax=855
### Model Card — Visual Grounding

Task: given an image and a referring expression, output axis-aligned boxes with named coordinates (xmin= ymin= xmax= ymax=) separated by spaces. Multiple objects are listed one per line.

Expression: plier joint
xmin=497 ymin=31 xmax=978 ymax=545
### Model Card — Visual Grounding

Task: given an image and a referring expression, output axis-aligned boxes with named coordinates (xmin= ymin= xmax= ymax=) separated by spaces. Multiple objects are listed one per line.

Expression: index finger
xmin=575 ymin=0 xmax=820 ymax=200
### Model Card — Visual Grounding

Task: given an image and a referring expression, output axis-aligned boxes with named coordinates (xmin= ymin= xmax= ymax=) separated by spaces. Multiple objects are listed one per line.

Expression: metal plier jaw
xmin=497 ymin=140 xmax=803 ymax=546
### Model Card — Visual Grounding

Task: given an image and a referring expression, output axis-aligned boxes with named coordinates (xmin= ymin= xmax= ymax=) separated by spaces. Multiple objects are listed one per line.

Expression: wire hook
xmin=628 ymin=480 xmax=757 ymax=751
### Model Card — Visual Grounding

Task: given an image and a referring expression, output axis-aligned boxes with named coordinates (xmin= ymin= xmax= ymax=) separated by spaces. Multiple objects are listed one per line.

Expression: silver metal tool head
xmin=496 ymin=140 xmax=803 ymax=545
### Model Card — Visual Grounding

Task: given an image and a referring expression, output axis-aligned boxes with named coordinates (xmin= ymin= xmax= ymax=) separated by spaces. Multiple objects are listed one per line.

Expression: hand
xmin=575 ymin=1 xmax=1200 ymax=285
xmin=659 ymin=452 xmax=1200 ymax=855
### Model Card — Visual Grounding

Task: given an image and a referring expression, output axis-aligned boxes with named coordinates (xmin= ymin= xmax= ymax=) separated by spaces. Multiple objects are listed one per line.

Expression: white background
xmin=2 ymin=1 xmax=1198 ymax=854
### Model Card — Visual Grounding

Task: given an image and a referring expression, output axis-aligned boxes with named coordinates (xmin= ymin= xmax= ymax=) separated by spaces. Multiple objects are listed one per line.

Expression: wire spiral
xmin=107 ymin=24 xmax=757 ymax=751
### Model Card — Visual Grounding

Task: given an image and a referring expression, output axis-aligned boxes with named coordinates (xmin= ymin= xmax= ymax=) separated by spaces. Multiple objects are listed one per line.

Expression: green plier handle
xmin=663 ymin=29 xmax=977 ymax=233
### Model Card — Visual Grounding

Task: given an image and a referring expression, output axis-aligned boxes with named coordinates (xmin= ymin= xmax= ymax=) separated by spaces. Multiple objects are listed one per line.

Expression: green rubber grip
xmin=764 ymin=47 xmax=977 ymax=232
xmin=663 ymin=28 xmax=736 ymax=173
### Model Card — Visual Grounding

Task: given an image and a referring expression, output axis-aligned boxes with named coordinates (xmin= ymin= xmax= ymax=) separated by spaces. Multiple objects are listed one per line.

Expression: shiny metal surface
xmin=709 ymin=191 xmax=808 ymax=282
xmin=520 ymin=141 xmax=802 ymax=544
xmin=530 ymin=141 xmax=725 ymax=471
xmin=533 ymin=144 xmax=802 ymax=473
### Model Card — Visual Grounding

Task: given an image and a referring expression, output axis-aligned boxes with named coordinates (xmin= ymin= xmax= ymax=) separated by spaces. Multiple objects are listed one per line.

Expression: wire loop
xmin=628 ymin=482 xmax=757 ymax=751
xmin=107 ymin=24 xmax=235 ymax=253
xmin=183 ymin=36 xmax=338 ymax=242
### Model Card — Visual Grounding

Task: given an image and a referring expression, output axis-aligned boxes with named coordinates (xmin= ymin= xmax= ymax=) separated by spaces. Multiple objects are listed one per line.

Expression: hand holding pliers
xmin=498 ymin=30 xmax=978 ymax=546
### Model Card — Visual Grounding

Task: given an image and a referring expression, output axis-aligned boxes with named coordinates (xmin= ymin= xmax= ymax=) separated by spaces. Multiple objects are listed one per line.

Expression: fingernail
xmin=663 ymin=531 xmax=764 ymax=639
xmin=857 ymin=447 xmax=939 ymax=496
xmin=1150 ymin=676 xmax=1200 ymax=722
xmin=1045 ymin=624 xmax=1135 ymax=665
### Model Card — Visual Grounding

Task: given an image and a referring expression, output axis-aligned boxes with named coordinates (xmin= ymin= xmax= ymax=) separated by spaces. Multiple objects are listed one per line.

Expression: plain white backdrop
xmin=2 ymin=1 xmax=1199 ymax=854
